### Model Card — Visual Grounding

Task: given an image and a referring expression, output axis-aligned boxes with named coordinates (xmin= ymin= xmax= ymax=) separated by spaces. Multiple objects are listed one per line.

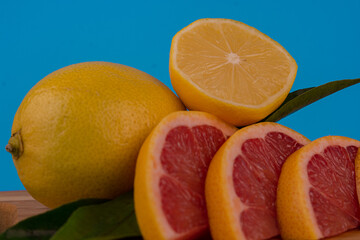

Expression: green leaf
xmin=263 ymin=78 xmax=360 ymax=122
xmin=0 ymin=198 xmax=108 ymax=240
xmin=50 ymin=191 xmax=141 ymax=240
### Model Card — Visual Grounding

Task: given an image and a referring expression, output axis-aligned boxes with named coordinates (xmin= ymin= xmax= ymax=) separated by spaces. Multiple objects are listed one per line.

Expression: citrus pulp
xmin=205 ymin=122 xmax=309 ymax=240
xmin=169 ymin=18 xmax=297 ymax=126
xmin=134 ymin=111 xmax=237 ymax=240
xmin=277 ymin=136 xmax=360 ymax=239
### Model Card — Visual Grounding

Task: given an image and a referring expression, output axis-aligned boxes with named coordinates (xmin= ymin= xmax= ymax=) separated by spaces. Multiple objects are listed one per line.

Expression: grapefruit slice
xmin=277 ymin=136 xmax=360 ymax=239
xmin=169 ymin=18 xmax=297 ymax=126
xmin=356 ymin=150 xmax=360 ymax=212
xmin=205 ymin=122 xmax=310 ymax=240
xmin=134 ymin=111 xmax=237 ymax=240
xmin=355 ymin=150 xmax=360 ymax=214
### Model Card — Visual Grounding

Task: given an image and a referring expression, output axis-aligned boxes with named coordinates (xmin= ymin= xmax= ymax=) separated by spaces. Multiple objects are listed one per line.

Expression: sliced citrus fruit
xmin=205 ymin=122 xmax=310 ymax=240
xmin=169 ymin=18 xmax=297 ymax=126
xmin=277 ymin=136 xmax=360 ymax=239
xmin=134 ymin=111 xmax=237 ymax=240
xmin=356 ymin=150 xmax=360 ymax=212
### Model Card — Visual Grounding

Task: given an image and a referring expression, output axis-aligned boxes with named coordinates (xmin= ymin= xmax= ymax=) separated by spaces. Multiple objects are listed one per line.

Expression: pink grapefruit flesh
xmin=233 ymin=131 xmax=306 ymax=239
xmin=160 ymin=125 xmax=228 ymax=235
xmin=134 ymin=111 xmax=237 ymax=240
xmin=307 ymin=145 xmax=360 ymax=237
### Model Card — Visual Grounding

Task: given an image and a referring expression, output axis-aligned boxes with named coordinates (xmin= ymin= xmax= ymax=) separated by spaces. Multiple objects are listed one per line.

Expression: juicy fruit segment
xmin=277 ymin=136 xmax=360 ymax=239
xmin=355 ymin=148 xmax=360 ymax=214
xmin=308 ymin=145 xmax=360 ymax=236
xmin=160 ymin=125 xmax=226 ymax=233
xmin=7 ymin=61 xmax=185 ymax=208
xmin=233 ymin=134 xmax=305 ymax=239
xmin=205 ymin=122 xmax=310 ymax=240
xmin=170 ymin=18 xmax=297 ymax=126
xmin=134 ymin=111 xmax=237 ymax=240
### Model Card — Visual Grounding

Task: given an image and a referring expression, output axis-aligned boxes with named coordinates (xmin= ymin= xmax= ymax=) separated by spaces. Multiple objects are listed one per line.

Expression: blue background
xmin=1 ymin=1 xmax=359 ymax=191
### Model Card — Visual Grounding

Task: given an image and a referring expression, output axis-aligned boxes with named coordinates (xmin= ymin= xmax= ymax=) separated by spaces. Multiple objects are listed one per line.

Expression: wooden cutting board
xmin=0 ymin=190 xmax=360 ymax=239
xmin=0 ymin=190 xmax=48 ymax=223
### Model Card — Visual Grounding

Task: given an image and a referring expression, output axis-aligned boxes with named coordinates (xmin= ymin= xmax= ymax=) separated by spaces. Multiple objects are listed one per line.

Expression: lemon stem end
xmin=6 ymin=132 xmax=23 ymax=160
xmin=5 ymin=143 xmax=13 ymax=153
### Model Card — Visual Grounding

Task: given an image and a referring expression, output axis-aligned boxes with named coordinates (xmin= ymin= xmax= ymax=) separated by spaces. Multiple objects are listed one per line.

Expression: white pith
xmin=226 ymin=52 xmax=241 ymax=64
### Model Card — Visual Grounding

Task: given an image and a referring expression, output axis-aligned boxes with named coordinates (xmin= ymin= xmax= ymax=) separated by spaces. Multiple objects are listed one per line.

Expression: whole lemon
xmin=6 ymin=61 xmax=185 ymax=208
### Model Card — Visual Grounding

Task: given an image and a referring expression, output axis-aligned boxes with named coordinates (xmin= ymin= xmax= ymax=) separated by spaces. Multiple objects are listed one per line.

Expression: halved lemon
xmin=170 ymin=18 xmax=297 ymax=126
